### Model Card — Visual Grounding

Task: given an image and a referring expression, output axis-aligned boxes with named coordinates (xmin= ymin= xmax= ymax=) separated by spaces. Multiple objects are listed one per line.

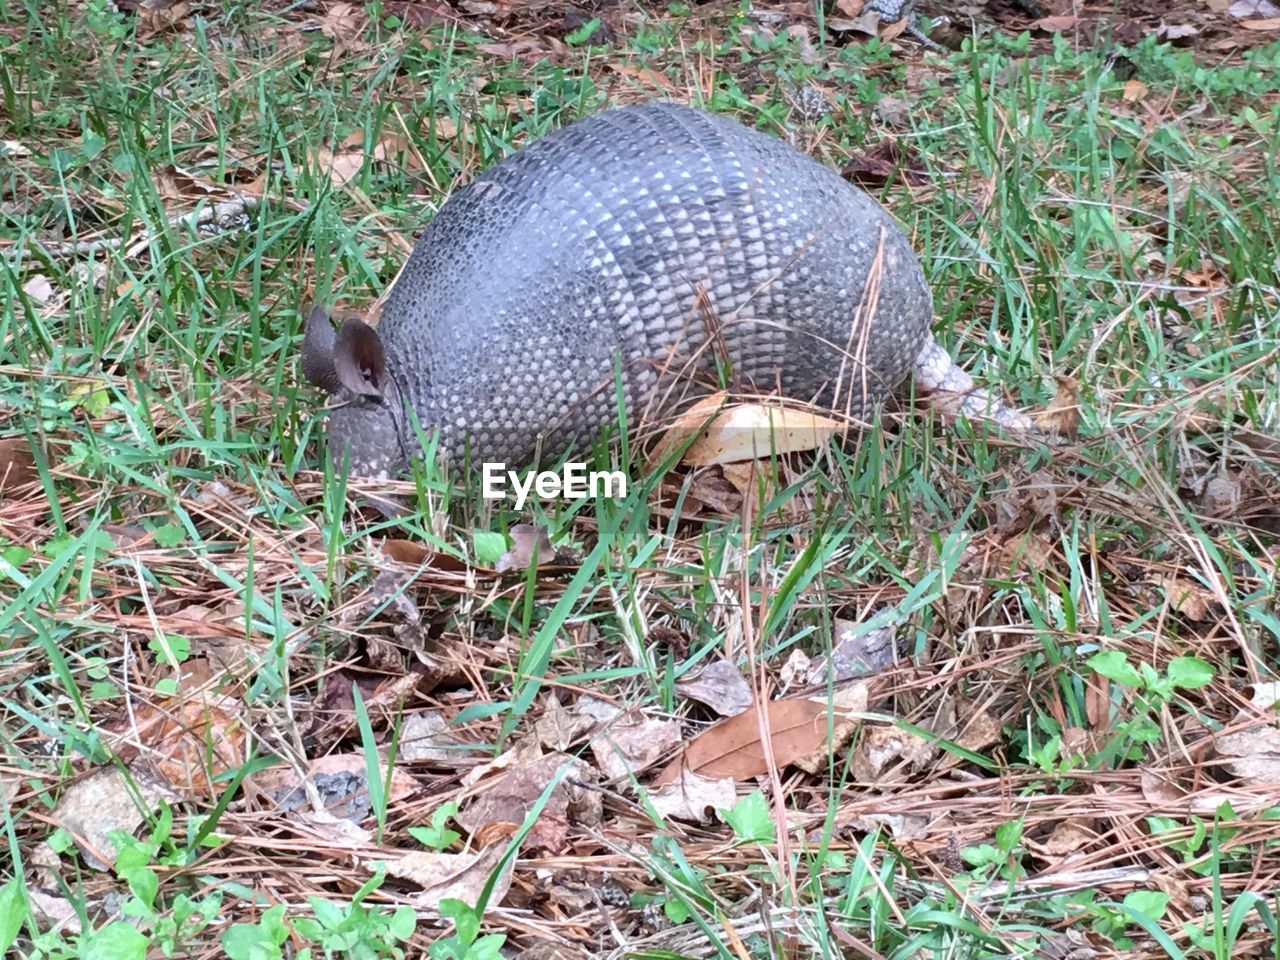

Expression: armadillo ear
xmin=301 ymin=305 xmax=343 ymax=394
xmin=333 ymin=317 xmax=387 ymax=400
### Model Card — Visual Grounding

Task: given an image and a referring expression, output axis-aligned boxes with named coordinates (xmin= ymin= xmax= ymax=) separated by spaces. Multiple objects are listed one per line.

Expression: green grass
xmin=3 ymin=1 xmax=1280 ymax=958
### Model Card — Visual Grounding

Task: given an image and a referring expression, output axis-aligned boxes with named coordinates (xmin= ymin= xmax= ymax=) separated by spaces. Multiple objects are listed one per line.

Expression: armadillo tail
xmin=911 ymin=334 xmax=1034 ymax=433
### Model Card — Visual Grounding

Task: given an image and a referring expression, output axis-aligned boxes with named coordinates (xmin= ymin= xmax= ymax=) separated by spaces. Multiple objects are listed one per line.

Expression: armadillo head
xmin=300 ymin=306 xmax=410 ymax=479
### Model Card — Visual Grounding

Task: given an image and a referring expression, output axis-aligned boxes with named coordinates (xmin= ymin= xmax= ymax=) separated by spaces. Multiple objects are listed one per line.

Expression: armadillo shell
xmin=369 ymin=101 xmax=935 ymax=468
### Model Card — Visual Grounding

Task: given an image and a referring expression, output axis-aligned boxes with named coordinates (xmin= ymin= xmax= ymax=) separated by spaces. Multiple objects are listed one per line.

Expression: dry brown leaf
xmin=793 ymin=683 xmax=868 ymax=774
xmin=401 ymin=711 xmax=480 ymax=763
xmin=849 ymin=723 xmax=933 ymax=781
xmin=1025 ymin=817 xmax=1098 ymax=859
xmin=495 ymin=523 xmax=552 ymax=573
xmin=152 ymin=164 xmax=221 ymax=204
xmin=675 ymin=659 xmax=753 ymax=717
xmin=1035 ymin=377 xmax=1080 ymax=438
xmin=457 ymin=752 xmax=599 ymax=853
xmin=461 ymin=736 xmax=543 ymax=788
xmin=1240 ymin=15 xmax=1280 ymax=28
xmin=387 ymin=840 xmax=517 ymax=911
xmin=654 ymin=697 xmax=824 ymax=784
xmin=1140 ymin=766 xmax=1188 ymax=805
xmin=1123 ymin=78 xmax=1150 ymax=101
xmin=532 ymin=693 xmax=599 ymax=751
xmin=1214 ymin=710 xmax=1280 ymax=786
xmin=426 ymin=114 xmax=459 ymax=140
xmin=1029 ymin=14 xmax=1078 ymax=30
xmin=319 ymin=1 xmax=368 ymax=49
xmin=50 ymin=762 xmax=180 ymax=870
xmin=878 ymin=15 xmax=907 ymax=41
xmin=645 ymin=391 xmax=727 ymax=470
xmin=683 ymin=403 xmax=844 ymax=466
xmin=589 ymin=712 xmax=682 ymax=778
xmin=645 ymin=769 xmax=737 ymax=824
xmin=370 ymin=133 xmax=425 ymax=172
xmin=998 ymin=530 xmax=1057 ymax=572
xmin=23 ymin=274 xmax=54 ymax=304
xmin=315 ymin=143 xmax=366 ymax=188
xmin=1160 ymin=574 xmax=1218 ymax=620
xmin=102 ymin=688 xmax=247 ymax=796
xmin=655 ymin=688 xmax=864 ymax=784
xmin=0 ymin=436 xmax=38 ymax=495
xmin=380 ymin=538 xmax=467 ymax=571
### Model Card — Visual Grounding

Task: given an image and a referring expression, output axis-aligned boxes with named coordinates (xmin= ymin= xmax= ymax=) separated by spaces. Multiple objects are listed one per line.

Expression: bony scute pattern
xmin=302 ymin=102 xmax=997 ymax=476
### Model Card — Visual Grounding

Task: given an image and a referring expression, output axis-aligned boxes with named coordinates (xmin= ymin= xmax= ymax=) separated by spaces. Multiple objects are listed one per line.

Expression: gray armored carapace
xmin=301 ymin=101 xmax=1027 ymax=479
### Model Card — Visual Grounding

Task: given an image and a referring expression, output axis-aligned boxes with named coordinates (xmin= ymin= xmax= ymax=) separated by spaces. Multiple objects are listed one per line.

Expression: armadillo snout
xmin=323 ymin=398 xmax=410 ymax=480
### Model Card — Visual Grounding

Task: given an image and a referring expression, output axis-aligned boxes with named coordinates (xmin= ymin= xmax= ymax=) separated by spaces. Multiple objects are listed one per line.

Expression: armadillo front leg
xmin=912 ymin=334 xmax=1033 ymax=432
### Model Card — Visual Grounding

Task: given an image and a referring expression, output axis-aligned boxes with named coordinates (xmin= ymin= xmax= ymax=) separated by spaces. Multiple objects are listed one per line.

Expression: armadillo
xmin=302 ymin=101 xmax=1028 ymax=478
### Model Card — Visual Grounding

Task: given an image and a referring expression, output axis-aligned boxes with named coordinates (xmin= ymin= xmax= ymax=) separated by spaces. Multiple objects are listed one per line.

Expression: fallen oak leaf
xmin=457 ymin=750 xmax=601 ymax=854
xmin=589 ymin=711 xmax=683 ymax=778
xmin=385 ymin=839 xmax=518 ymax=911
xmin=1159 ymin=574 xmax=1219 ymax=620
xmin=644 ymin=769 xmax=737 ymax=824
xmin=49 ymin=762 xmax=180 ymax=871
xmin=101 ymin=688 xmax=248 ymax=796
xmin=841 ymin=139 xmax=930 ymax=188
xmin=654 ymin=684 xmax=868 ymax=784
xmin=1029 ymin=14 xmax=1078 ymax=30
xmin=675 ymin=659 xmax=753 ymax=717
